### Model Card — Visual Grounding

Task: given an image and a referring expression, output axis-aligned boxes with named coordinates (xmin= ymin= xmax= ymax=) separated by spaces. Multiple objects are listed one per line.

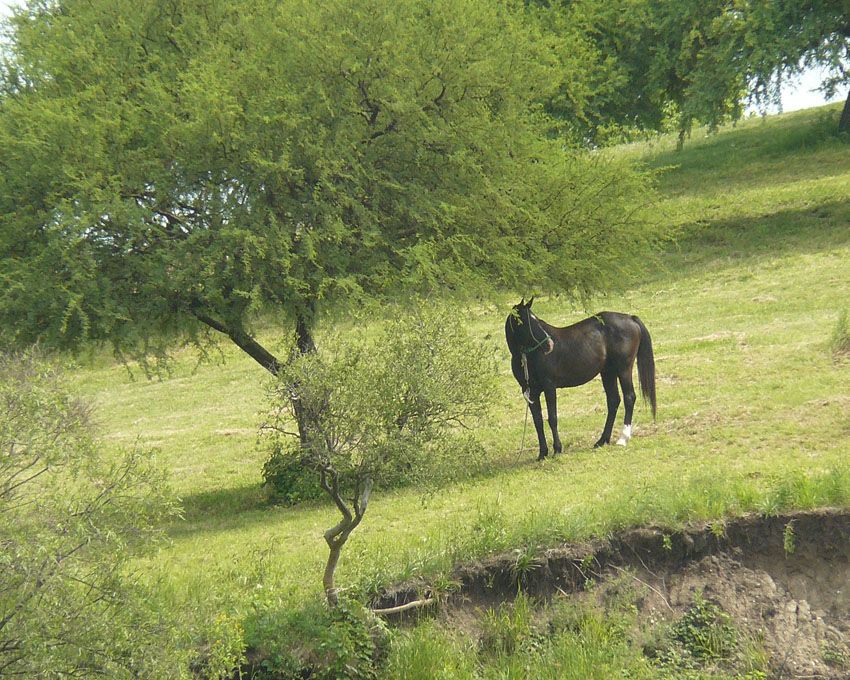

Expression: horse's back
xmin=547 ymin=315 xmax=609 ymax=386
xmin=593 ymin=312 xmax=642 ymax=368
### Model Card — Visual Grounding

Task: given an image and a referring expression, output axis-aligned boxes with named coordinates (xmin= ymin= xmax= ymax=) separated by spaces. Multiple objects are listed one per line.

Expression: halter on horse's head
xmin=507 ymin=297 xmax=553 ymax=356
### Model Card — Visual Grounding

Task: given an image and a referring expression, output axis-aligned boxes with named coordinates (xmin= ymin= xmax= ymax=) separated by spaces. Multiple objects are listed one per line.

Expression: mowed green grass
xmin=69 ymin=104 xmax=850 ymax=621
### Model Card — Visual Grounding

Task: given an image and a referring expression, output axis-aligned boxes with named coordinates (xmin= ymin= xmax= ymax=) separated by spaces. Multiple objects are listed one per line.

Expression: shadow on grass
xmin=659 ymin=199 xmax=850 ymax=278
xmin=174 ymin=483 xmax=270 ymax=531
xmin=168 ymin=447 xmax=560 ymax=539
xmin=646 ymin=107 xmax=850 ymax=196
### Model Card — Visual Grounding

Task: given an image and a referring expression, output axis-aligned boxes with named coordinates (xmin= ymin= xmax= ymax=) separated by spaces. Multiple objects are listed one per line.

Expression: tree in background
xmin=654 ymin=0 xmax=850 ymax=139
xmin=548 ymin=0 xmax=750 ymax=147
xmin=551 ymin=0 xmax=850 ymax=146
xmin=742 ymin=0 xmax=850 ymax=132
xmin=0 ymin=0 xmax=663 ymax=437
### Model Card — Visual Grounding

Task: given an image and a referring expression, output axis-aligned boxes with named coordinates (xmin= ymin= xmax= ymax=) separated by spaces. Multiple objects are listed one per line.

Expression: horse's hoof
xmin=593 ymin=440 xmax=606 ymax=449
xmin=616 ymin=438 xmax=628 ymax=446
xmin=537 ymin=453 xmax=548 ymax=461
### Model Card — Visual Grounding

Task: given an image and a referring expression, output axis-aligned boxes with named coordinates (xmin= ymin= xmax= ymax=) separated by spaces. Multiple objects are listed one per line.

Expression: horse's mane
xmin=504 ymin=314 xmax=521 ymax=356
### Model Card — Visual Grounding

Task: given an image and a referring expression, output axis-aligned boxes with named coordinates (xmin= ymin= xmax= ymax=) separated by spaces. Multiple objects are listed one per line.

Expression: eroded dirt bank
xmin=376 ymin=509 xmax=850 ymax=678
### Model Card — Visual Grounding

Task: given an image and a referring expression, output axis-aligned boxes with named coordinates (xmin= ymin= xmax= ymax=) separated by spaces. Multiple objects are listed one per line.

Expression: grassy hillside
xmin=70 ymin=104 xmax=850 ymax=671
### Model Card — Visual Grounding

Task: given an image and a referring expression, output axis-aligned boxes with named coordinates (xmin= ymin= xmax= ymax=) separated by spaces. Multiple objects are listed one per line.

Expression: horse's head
xmin=505 ymin=296 xmax=537 ymax=352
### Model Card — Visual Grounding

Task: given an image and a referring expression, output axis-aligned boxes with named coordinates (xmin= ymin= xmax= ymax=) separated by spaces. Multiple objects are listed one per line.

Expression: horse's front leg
xmin=544 ymin=386 xmax=562 ymax=454
xmin=528 ymin=388 xmax=548 ymax=460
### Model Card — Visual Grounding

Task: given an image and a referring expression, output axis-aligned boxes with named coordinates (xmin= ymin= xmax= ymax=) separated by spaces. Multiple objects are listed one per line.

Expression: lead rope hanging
xmin=518 ymin=353 xmax=531 ymax=458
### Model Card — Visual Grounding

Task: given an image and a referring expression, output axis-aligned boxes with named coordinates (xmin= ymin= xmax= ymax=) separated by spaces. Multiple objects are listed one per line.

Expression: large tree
xmin=0 ymin=0 xmax=662 ymax=426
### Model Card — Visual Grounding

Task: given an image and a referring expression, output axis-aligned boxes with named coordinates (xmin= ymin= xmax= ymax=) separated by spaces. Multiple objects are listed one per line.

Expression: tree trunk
xmin=291 ymin=305 xmax=317 ymax=445
xmin=839 ymin=88 xmax=850 ymax=134
xmin=323 ymin=537 xmax=344 ymax=607
xmin=193 ymin=303 xmax=317 ymax=444
xmin=295 ymin=307 xmax=317 ymax=355
xmin=193 ymin=311 xmax=282 ymax=375
xmin=320 ymin=475 xmax=371 ymax=608
xmin=676 ymin=126 xmax=686 ymax=152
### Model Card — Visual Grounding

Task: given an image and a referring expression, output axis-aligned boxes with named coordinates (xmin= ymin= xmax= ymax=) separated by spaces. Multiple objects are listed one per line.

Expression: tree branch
xmin=191 ymin=310 xmax=282 ymax=375
xmin=320 ymin=467 xmax=352 ymax=530
xmin=353 ymin=476 xmax=373 ymax=520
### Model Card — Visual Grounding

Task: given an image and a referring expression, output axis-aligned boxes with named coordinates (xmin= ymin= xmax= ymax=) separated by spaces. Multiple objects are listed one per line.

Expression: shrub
xmin=262 ymin=440 xmax=324 ymax=505
xmin=0 ymin=350 xmax=244 ymax=678
xmin=246 ymin=598 xmax=388 ymax=680
xmin=262 ymin=305 xmax=495 ymax=503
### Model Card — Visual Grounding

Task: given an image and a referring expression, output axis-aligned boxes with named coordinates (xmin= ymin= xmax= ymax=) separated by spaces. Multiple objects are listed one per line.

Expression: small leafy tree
xmin=0 ymin=351 xmax=217 ymax=678
xmin=263 ymin=307 xmax=494 ymax=607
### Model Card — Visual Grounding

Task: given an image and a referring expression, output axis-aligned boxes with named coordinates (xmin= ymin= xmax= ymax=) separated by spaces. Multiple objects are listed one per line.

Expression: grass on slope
xmin=69 ymin=104 xmax=850 ymax=630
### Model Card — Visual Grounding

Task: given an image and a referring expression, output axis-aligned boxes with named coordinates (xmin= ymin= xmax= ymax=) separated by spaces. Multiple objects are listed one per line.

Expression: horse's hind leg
xmin=594 ymin=370 xmax=620 ymax=448
xmin=616 ymin=370 xmax=637 ymax=446
xmin=544 ymin=387 xmax=562 ymax=454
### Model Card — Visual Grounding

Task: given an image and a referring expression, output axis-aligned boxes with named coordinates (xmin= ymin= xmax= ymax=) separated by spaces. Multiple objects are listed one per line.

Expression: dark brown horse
xmin=505 ymin=297 xmax=656 ymax=460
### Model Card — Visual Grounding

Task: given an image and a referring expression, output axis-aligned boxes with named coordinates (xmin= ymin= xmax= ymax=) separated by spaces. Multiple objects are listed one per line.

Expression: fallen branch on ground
xmin=371 ymin=597 xmax=436 ymax=616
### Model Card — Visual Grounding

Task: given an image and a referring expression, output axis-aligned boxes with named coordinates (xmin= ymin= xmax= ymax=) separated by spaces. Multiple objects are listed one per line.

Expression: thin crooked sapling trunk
xmin=320 ymin=470 xmax=372 ymax=607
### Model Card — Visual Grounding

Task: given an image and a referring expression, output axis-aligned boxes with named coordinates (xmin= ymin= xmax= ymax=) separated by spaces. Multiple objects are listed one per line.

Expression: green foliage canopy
xmin=0 ymin=0 xmax=661 ymax=370
xmin=743 ymin=0 xmax=850 ymax=119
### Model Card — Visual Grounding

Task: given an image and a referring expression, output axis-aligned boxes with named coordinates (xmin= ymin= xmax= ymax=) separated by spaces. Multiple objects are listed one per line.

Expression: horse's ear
xmin=527 ymin=295 xmax=535 ymax=308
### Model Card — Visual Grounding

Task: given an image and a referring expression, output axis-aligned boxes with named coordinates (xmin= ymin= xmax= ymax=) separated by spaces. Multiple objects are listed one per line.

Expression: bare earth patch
xmin=377 ymin=510 xmax=850 ymax=678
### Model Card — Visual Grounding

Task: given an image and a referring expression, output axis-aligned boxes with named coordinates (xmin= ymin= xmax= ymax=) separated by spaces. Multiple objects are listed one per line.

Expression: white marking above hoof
xmin=616 ymin=424 xmax=632 ymax=446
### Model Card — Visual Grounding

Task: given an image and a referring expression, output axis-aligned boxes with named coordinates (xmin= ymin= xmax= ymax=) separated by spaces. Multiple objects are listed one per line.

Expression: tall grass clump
xmin=384 ymin=622 xmax=476 ymax=679
xmin=830 ymin=309 xmax=850 ymax=359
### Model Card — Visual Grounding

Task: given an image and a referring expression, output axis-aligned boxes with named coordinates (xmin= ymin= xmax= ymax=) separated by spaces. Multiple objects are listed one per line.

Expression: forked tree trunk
xmin=839 ymin=88 xmax=850 ymax=134
xmin=323 ymin=533 xmax=348 ymax=607
xmin=322 ymin=527 xmax=354 ymax=607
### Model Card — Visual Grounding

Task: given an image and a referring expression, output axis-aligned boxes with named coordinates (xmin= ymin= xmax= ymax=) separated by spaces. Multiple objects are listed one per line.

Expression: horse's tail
xmin=632 ymin=316 xmax=657 ymax=420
